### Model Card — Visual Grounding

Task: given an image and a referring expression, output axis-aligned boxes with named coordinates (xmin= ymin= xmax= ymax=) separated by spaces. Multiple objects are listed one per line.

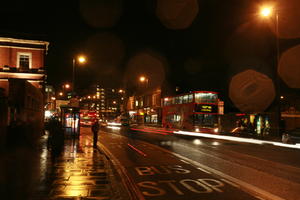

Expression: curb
xmin=97 ymin=143 xmax=145 ymax=200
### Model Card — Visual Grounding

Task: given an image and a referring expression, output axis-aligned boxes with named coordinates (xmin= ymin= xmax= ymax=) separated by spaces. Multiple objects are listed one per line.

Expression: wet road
xmin=94 ymin=126 xmax=300 ymax=200
xmin=89 ymin=126 xmax=300 ymax=200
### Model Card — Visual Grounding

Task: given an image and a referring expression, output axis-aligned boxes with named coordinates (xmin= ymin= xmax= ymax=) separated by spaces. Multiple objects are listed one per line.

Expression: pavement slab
xmin=25 ymin=130 xmax=128 ymax=200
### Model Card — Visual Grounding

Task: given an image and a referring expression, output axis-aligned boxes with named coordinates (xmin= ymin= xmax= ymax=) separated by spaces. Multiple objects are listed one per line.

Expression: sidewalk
xmin=1 ymin=128 xmax=128 ymax=200
xmin=33 ymin=130 xmax=128 ymax=200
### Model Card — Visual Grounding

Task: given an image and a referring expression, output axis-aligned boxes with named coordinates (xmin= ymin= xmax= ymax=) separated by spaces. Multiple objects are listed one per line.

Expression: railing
xmin=0 ymin=66 xmax=44 ymax=74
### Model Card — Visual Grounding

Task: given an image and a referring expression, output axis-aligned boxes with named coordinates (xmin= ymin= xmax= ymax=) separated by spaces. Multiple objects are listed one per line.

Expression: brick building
xmin=0 ymin=37 xmax=49 ymax=134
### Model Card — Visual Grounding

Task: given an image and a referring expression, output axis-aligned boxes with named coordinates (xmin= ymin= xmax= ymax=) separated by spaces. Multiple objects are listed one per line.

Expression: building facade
xmin=0 ymin=37 xmax=49 ymax=134
xmin=127 ymin=88 xmax=162 ymax=125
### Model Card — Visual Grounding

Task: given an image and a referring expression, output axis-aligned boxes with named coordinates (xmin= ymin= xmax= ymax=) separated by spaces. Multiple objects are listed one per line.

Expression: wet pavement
xmin=1 ymin=128 xmax=127 ymax=200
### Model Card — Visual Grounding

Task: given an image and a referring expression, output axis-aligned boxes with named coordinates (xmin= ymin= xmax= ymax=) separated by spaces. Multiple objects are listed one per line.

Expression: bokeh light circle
xmin=278 ymin=44 xmax=300 ymax=88
xmin=229 ymin=70 xmax=275 ymax=112
xmin=79 ymin=0 xmax=122 ymax=28
xmin=156 ymin=0 xmax=199 ymax=29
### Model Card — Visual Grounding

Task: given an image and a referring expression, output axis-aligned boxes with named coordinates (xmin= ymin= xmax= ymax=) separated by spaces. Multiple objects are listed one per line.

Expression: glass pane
xmin=19 ymin=55 xmax=30 ymax=69
xmin=171 ymin=97 xmax=175 ymax=105
xmin=195 ymin=93 xmax=201 ymax=103
xmin=183 ymin=95 xmax=189 ymax=103
xmin=178 ymin=96 xmax=183 ymax=104
xmin=195 ymin=93 xmax=217 ymax=103
xmin=194 ymin=114 xmax=215 ymax=127
xmin=175 ymin=96 xmax=179 ymax=104
xmin=188 ymin=94 xmax=193 ymax=103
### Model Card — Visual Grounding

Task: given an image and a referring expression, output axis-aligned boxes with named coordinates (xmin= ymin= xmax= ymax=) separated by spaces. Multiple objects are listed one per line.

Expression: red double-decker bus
xmin=162 ymin=91 xmax=219 ymax=133
xmin=80 ymin=110 xmax=97 ymax=126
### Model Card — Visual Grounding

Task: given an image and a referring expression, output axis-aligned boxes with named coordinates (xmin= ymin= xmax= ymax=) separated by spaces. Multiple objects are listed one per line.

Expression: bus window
xmin=194 ymin=114 xmax=215 ymax=127
xmin=178 ymin=96 xmax=183 ymax=104
xmin=195 ymin=93 xmax=202 ymax=103
xmin=195 ymin=93 xmax=217 ymax=103
xmin=175 ymin=96 xmax=179 ymax=104
xmin=172 ymin=97 xmax=175 ymax=105
xmin=205 ymin=93 xmax=217 ymax=103
xmin=188 ymin=94 xmax=193 ymax=103
xmin=183 ymin=95 xmax=189 ymax=104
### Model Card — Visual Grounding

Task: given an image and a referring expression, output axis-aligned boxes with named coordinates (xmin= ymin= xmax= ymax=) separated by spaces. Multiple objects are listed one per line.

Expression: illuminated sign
xmin=195 ymin=104 xmax=218 ymax=113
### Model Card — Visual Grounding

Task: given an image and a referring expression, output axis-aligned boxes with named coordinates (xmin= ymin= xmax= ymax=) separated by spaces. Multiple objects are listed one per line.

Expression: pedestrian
xmin=91 ymin=119 xmax=100 ymax=148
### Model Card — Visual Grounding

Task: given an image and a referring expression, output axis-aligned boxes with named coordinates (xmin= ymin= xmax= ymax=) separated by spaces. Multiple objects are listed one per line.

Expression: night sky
xmin=2 ymin=0 xmax=299 ymax=110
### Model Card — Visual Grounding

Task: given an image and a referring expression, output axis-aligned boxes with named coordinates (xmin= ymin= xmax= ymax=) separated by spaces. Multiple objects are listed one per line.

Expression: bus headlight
xmin=214 ymin=128 xmax=219 ymax=133
xmin=195 ymin=128 xmax=199 ymax=132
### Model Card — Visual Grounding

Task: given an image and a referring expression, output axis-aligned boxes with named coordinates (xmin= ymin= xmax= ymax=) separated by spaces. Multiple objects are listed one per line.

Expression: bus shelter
xmin=60 ymin=105 xmax=80 ymax=138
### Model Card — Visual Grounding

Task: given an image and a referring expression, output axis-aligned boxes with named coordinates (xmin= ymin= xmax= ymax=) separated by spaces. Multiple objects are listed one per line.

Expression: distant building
xmin=45 ymin=85 xmax=55 ymax=111
xmin=80 ymin=85 xmax=124 ymax=121
xmin=0 ymin=37 xmax=49 ymax=133
xmin=126 ymin=88 xmax=162 ymax=125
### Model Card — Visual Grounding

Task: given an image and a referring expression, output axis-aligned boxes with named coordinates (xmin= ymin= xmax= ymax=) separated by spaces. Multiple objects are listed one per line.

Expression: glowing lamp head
xmin=65 ymin=84 xmax=70 ymax=89
xmin=260 ymin=6 xmax=273 ymax=17
xmin=77 ymin=56 xmax=86 ymax=64
xmin=139 ymin=76 xmax=146 ymax=82
xmin=59 ymin=92 xmax=63 ymax=96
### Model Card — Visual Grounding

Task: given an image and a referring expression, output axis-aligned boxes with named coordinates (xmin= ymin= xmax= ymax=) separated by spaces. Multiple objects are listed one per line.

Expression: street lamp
xmin=72 ymin=55 xmax=87 ymax=97
xmin=139 ymin=76 xmax=146 ymax=82
xmin=64 ymin=83 xmax=70 ymax=89
xmin=259 ymin=4 xmax=281 ymax=135
xmin=259 ymin=5 xmax=279 ymax=66
xmin=139 ymin=75 xmax=149 ymax=88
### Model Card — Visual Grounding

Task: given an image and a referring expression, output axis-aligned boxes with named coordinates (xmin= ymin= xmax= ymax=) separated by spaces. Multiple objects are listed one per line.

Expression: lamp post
xmin=72 ymin=55 xmax=86 ymax=97
xmin=139 ymin=75 xmax=149 ymax=88
xmin=259 ymin=5 xmax=281 ymax=135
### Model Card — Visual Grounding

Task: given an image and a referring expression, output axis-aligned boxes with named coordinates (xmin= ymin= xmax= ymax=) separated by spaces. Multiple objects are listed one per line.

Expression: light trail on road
xmin=174 ymin=130 xmax=300 ymax=149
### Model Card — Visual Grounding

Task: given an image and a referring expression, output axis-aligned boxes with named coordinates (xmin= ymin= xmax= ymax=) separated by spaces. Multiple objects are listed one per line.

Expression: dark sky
xmin=1 ymin=0 xmax=286 ymax=106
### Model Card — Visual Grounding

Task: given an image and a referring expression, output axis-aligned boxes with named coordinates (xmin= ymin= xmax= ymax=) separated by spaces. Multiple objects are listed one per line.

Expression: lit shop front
xmin=60 ymin=106 xmax=80 ymax=137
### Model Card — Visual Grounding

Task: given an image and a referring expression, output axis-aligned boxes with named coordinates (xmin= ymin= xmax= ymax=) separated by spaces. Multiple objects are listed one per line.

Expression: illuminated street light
xmin=113 ymin=101 xmax=117 ymax=104
xmin=65 ymin=83 xmax=70 ymax=89
xmin=59 ymin=92 xmax=63 ymax=96
xmin=139 ymin=76 xmax=149 ymax=88
xmin=139 ymin=76 xmax=146 ymax=82
xmin=280 ymin=96 xmax=284 ymax=99
xmin=259 ymin=4 xmax=281 ymax=135
xmin=78 ymin=56 xmax=86 ymax=64
xmin=260 ymin=6 xmax=273 ymax=17
xmin=72 ymin=55 xmax=87 ymax=96
xmin=119 ymin=89 xmax=124 ymax=93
